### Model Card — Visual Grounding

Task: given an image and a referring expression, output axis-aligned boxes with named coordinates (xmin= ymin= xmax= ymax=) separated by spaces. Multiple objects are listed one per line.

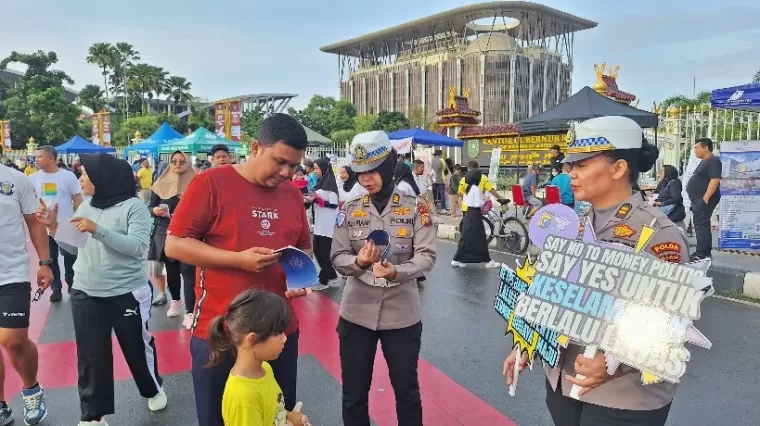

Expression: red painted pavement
xmin=13 ymin=244 xmax=517 ymax=425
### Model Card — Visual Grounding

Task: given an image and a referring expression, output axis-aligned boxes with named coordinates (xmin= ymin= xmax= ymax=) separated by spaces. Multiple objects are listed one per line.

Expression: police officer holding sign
xmin=331 ymin=131 xmax=436 ymax=426
xmin=504 ymin=116 xmax=690 ymax=426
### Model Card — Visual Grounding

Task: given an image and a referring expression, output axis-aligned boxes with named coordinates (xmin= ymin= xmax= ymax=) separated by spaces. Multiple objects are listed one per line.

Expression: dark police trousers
xmin=691 ymin=197 xmax=719 ymax=256
xmin=338 ymin=318 xmax=422 ymax=426
xmin=545 ymin=380 xmax=671 ymax=426
xmin=190 ymin=330 xmax=299 ymax=426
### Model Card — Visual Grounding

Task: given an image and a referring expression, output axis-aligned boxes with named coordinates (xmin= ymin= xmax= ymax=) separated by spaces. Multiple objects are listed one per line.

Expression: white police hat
xmin=562 ymin=116 xmax=643 ymax=163
xmin=349 ymin=131 xmax=392 ymax=173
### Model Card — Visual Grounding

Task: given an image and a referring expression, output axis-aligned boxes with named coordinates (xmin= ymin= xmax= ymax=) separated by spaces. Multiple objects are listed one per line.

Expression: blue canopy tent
xmin=387 ymin=128 xmax=464 ymax=147
xmin=123 ymin=122 xmax=183 ymax=157
xmin=711 ymin=83 xmax=760 ymax=112
xmin=55 ymin=135 xmax=116 ymax=154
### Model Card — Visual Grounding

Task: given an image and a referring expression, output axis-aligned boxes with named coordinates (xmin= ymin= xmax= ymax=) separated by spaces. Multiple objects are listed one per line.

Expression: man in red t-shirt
xmin=165 ymin=113 xmax=312 ymax=426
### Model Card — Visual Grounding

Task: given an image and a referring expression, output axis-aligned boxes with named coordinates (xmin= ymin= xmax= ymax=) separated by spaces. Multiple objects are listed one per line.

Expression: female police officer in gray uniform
xmin=331 ymin=131 xmax=436 ymax=426
xmin=505 ymin=116 xmax=691 ymax=426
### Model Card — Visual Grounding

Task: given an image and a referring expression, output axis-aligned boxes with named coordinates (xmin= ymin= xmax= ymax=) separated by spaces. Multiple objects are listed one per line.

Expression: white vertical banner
xmin=391 ymin=137 xmax=413 ymax=154
xmin=488 ymin=148 xmax=501 ymax=182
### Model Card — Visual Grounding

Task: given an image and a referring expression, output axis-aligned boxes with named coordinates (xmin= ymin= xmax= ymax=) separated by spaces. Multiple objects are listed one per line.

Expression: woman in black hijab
xmin=37 ymin=153 xmax=167 ymax=423
xmin=331 ymin=131 xmax=437 ymax=425
xmin=309 ymin=158 xmax=340 ymax=290
xmin=654 ymin=164 xmax=686 ymax=223
xmin=394 ymin=161 xmax=420 ymax=196
xmin=452 ymin=168 xmax=493 ymax=265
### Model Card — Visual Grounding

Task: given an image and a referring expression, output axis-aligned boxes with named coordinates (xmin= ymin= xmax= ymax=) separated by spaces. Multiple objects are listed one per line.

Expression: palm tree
xmin=86 ymin=43 xmax=116 ymax=107
xmin=149 ymin=66 xmax=169 ymax=113
xmin=78 ymin=84 xmax=105 ymax=112
xmin=127 ymin=63 xmax=154 ymax=114
xmin=167 ymin=76 xmax=193 ymax=114
xmin=113 ymin=43 xmax=140 ymax=118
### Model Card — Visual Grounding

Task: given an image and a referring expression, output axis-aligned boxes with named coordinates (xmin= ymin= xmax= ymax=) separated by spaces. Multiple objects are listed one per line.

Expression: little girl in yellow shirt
xmin=208 ymin=290 xmax=309 ymax=426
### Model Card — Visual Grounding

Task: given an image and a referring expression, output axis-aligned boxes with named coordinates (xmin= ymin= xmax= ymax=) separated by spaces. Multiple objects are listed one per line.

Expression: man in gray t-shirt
xmin=522 ymin=165 xmax=543 ymax=218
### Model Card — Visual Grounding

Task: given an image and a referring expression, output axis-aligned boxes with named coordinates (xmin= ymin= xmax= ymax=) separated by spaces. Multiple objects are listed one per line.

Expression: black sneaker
xmin=0 ymin=400 xmax=13 ymax=425
xmin=49 ymin=289 xmax=62 ymax=302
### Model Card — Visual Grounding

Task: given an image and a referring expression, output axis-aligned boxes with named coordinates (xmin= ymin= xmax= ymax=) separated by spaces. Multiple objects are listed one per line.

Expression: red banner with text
xmin=229 ymin=100 xmax=241 ymax=142
xmin=101 ymin=113 xmax=112 ymax=146
xmin=215 ymin=102 xmax=227 ymax=138
xmin=91 ymin=116 xmax=101 ymax=145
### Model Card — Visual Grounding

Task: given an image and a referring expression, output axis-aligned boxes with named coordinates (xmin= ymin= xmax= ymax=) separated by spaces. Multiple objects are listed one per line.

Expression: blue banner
xmin=718 ymin=141 xmax=760 ymax=250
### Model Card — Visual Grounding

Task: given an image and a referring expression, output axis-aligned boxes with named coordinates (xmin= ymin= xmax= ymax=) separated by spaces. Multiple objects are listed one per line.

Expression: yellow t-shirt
xmin=222 ymin=362 xmax=288 ymax=426
xmin=136 ymin=167 xmax=153 ymax=189
xmin=457 ymin=174 xmax=494 ymax=212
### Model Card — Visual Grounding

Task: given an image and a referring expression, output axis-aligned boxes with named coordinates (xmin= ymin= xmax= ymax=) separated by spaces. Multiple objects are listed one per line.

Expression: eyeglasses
xmin=170 ymin=160 xmax=187 ymax=166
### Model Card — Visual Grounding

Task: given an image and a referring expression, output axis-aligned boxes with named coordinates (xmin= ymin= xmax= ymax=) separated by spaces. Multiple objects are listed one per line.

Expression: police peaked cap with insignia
xmin=562 ymin=116 xmax=644 ymax=164
xmin=349 ymin=131 xmax=392 ymax=173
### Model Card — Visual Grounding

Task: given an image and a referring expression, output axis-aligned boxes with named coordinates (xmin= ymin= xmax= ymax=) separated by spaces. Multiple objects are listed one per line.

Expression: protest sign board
xmin=495 ymin=204 xmax=713 ymax=396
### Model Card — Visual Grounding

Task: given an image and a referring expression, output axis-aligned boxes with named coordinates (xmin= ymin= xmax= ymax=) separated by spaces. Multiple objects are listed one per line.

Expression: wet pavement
xmin=10 ymin=241 xmax=760 ymax=425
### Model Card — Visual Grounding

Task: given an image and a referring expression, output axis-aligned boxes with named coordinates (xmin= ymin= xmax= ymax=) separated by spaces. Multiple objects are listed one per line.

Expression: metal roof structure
xmin=0 ymin=68 xmax=79 ymax=101
xmin=178 ymin=93 xmax=298 ymax=119
xmin=320 ymin=1 xmax=597 ymax=57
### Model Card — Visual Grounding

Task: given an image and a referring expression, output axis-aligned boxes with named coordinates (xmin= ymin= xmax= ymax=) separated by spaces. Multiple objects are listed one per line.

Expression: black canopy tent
xmin=512 ymin=86 xmax=659 ymax=178
xmin=519 ymin=86 xmax=658 ymax=133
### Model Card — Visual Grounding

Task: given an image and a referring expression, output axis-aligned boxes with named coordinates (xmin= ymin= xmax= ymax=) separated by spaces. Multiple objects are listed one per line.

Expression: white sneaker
xmin=78 ymin=418 xmax=108 ymax=426
xmin=485 ymin=260 xmax=501 ymax=268
xmin=166 ymin=300 xmax=182 ymax=317
xmin=451 ymin=260 xmax=466 ymax=267
xmin=147 ymin=388 xmax=167 ymax=412
xmin=182 ymin=313 xmax=194 ymax=330
xmin=311 ymin=284 xmax=329 ymax=291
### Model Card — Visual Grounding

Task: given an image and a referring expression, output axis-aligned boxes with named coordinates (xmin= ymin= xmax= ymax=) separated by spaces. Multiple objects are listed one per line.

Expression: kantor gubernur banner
xmin=494 ymin=204 xmax=713 ymax=397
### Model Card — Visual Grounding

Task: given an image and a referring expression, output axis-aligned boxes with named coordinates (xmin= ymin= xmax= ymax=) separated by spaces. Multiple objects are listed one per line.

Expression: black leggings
xmin=164 ymin=261 xmax=197 ymax=312
xmin=313 ymin=235 xmax=337 ymax=285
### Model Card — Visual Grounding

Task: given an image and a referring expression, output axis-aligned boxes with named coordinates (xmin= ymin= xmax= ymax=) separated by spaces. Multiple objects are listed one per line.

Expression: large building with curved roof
xmin=321 ymin=1 xmax=597 ymax=126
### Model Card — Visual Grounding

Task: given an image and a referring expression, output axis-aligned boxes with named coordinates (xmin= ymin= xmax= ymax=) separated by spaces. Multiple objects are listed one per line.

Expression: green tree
xmin=167 ymin=76 xmax=193 ymax=114
xmin=297 ymin=95 xmax=336 ymax=136
xmin=149 ymin=66 xmax=169 ymax=113
xmin=353 ymin=114 xmax=376 ymax=133
xmin=114 ymin=115 xmax=161 ymax=146
xmin=86 ymin=42 xmax=116 ymax=106
xmin=328 ymin=100 xmax=357 ymax=132
xmin=127 ymin=63 xmax=155 ymax=114
xmin=111 ymin=43 xmax=140 ymax=118
xmin=187 ymin=102 xmax=214 ymax=132
xmin=78 ymin=84 xmax=105 ymax=112
xmin=373 ymin=111 xmax=409 ymax=132
xmin=754 ymin=68 xmax=760 ymax=83
xmin=0 ymin=50 xmax=80 ymax=146
xmin=408 ymin=106 xmax=425 ymax=128
xmin=241 ymin=105 xmax=265 ymax=139
xmin=661 ymin=91 xmax=711 ymax=110
xmin=330 ymin=129 xmax=357 ymax=147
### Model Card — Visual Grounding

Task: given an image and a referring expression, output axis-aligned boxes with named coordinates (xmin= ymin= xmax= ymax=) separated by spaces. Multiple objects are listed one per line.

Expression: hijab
xmin=359 ymin=150 xmax=396 ymax=212
xmin=80 ymin=153 xmax=137 ymax=209
xmin=662 ymin=165 xmax=679 ymax=183
xmin=341 ymin=166 xmax=358 ymax=193
xmin=314 ymin=157 xmax=338 ymax=194
xmin=150 ymin=151 xmax=196 ymax=200
xmin=465 ymin=168 xmax=483 ymax=195
xmin=394 ymin=161 xmax=420 ymax=196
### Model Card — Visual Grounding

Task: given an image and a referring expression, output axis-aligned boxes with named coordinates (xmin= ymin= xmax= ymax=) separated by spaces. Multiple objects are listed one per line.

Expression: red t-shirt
xmin=168 ymin=166 xmax=311 ymax=339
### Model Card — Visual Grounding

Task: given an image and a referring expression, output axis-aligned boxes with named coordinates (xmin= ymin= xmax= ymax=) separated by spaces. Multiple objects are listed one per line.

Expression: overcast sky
xmin=2 ymin=0 xmax=758 ymax=110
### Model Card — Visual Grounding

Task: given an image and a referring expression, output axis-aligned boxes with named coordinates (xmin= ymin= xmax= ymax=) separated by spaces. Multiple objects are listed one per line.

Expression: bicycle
xmin=458 ymin=199 xmax=530 ymax=255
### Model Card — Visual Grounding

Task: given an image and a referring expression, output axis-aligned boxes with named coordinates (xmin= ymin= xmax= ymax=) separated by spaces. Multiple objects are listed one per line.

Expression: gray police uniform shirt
xmin=330 ymin=190 xmax=437 ymax=331
xmin=544 ymin=192 xmax=691 ymax=411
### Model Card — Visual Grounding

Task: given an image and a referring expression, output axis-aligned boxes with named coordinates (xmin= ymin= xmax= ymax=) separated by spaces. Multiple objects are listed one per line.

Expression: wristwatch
xmin=39 ymin=259 xmax=52 ymax=267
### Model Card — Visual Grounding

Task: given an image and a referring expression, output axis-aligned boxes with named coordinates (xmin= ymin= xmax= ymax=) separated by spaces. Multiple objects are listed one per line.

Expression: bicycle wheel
xmin=498 ymin=217 xmax=529 ymax=255
xmin=458 ymin=216 xmax=495 ymax=244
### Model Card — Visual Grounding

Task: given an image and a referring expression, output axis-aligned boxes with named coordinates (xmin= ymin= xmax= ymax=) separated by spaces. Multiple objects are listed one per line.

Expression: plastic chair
xmin=544 ymin=185 xmax=561 ymax=205
xmin=511 ymin=185 xmax=526 ymax=208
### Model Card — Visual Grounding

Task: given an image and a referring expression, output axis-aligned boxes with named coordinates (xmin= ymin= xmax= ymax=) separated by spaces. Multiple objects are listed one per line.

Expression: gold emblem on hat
xmin=353 ymin=145 xmax=368 ymax=161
